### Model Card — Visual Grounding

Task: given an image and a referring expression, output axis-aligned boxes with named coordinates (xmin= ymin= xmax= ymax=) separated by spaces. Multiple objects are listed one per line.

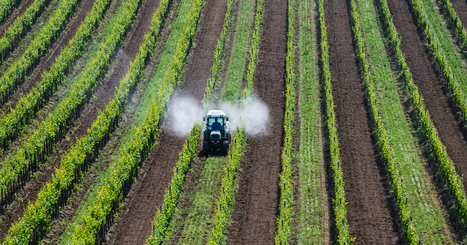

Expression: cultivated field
xmin=1 ymin=0 xmax=467 ymax=242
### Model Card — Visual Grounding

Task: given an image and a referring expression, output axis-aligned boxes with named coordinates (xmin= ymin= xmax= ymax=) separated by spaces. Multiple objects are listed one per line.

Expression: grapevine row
xmin=63 ymin=0 xmax=204 ymax=241
xmin=0 ymin=0 xmax=22 ymax=24
xmin=316 ymin=0 xmax=352 ymax=242
xmin=437 ymin=0 xmax=467 ymax=49
xmin=0 ymin=0 xmax=51 ymax=62
xmin=2 ymin=0 xmax=172 ymax=241
xmin=0 ymin=0 xmax=84 ymax=106
xmin=274 ymin=0 xmax=294 ymax=241
xmin=404 ymin=0 xmax=467 ymax=225
xmin=146 ymin=0 xmax=236 ymax=241
xmin=0 ymin=0 xmax=141 ymax=213
xmin=208 ymin=0 xmax=263 ymax=241
xmin=349 ymin=0 xmax=419 ymax=242
xmin=0 ymin=0 xmax=112 ymax=152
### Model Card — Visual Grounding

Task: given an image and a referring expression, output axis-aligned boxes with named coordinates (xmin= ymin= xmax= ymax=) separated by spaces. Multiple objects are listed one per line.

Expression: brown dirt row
xmin=324 ymin=0 xmax=400 ymax=242
xmin=0 ymin=0 xmax=97 ymax=118
xmin=226 ymin=0 xmax=287 ymax=243
xmin=42 ymin=0 xmax=181 ymax=240
xmin=449 ymin=0 xmax=467 ymax=34
xmin=103 ymin=0 xmax=228 ymax=243
xmin=388 ymin=0 xmax=467 ymax=195
xmin=0 ymin=0 xmax=155 ymax=240
xmin=0 ymin=0 xmax=36 ymax=35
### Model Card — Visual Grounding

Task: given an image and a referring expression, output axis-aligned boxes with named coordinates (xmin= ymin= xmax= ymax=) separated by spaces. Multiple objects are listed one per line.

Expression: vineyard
xmin=1 ymin=0 xmax=467 ymax=242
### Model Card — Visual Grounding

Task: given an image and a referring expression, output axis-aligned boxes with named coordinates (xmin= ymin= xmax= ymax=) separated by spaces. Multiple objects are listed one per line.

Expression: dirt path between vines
xmin=325 ymin=0 xmax=400 ymax=243
xmin=387 ymin=0 xmax=467 ymax=191
xmin=226 ymin=0 xmax=286 ymax=243
xmin=449 ymin=0 xmax=467 ymax=30
xmin=0 ymin=0 xmax=155 ymax=241
xmin=0 ymin=0 xmax=37 ymax=36
xmin=103 ymin=0 xmax=228 ymax=243
xmin=0 ymin=0 xmax=97 ymax=115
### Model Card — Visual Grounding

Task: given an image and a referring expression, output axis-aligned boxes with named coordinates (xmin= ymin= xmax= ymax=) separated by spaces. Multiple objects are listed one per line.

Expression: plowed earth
xmin=0 ymin=0 xmax=157 ymax=240
xmin=324 ymin=0 xmax=400 ymax=243
xmin=387 ymin=0 xmax=467 ymax=192
xmin=449 ymin=0 xmax=467 ymax=30
xmin=103 ymin=0 xmax=228 ymax=243
xmin=226 ymin=0 xmax=286 ymax=243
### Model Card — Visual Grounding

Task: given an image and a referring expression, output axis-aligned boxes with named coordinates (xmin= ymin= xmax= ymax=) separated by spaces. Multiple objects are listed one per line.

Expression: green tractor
xmin=202 ymin=110 xmax=231 ymax=155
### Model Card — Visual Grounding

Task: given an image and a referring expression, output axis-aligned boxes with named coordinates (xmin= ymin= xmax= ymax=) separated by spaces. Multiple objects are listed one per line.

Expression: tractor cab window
xmin=208 ymin=117 xmax=224 ymax=130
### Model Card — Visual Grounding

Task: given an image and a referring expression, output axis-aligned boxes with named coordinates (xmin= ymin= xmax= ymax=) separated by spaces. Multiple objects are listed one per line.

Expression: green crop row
xmin=0 ymin=0 xmax=140 ymax=213
xmin=207 ymin=0 xmax=263 ymax=243
xmin=0 ymin=0 xmax=22 ymax=24
xmin=380 ymin=0 xmax=467 ymax=227
xmin=274 ymin=0 xmax=295 ymax=242
xmin=145 ymin=0 xmax=235 ymax=241
xmin=0 ymin=0 xmax=84 ymax=106
xmin=316 ymin=0 xmax=351 ymax=243
xmin=2 ymin=0 xmax=172 ymax=241
xmin=201 ymin=0 xmax=235 ymax=109
xmin=436 ymin=0 xmax=467 ymax=49
xmin=0 ymin=0 xmax=51 ymax=62
xmin=61 ymin=0 xmax=204 ymax=242
xmin=349 ymin=0 xmax=419 ymax=242
xmin=0 ymin=0 xmax=112 ymax=154
xmin=146 ymin=126 xmax=200 ymax=244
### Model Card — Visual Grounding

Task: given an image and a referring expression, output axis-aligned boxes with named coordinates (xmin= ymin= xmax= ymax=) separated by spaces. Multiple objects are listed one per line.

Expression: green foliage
xmin=2 ymin=0 xmax=172 ymax=241
xmin=0 ymin=0 xmax=112 ymax=158
xmin=274 ymin=0 xmax=294 ymax=242
xmin=0 ymin=0 xmax=52 ymax=63
xmin=316 ymin=0 xmax=351 ymax=243
xmin=145 ymin=0 xmax=236 ymax=241
xmin=0 ymin=0 xmax=140 ymax=217
xmin=349 ymin=0 xmax=419 ymax=242
xmin=380 ymin=0 xmax=467 ymax=229
xmin=0 ymin=0 xmax=22 ymax=24
xmin=207 ymin=0 xmax=263 ymax=242
xmin=436 ymin=0 xmax=467 ymax=54
xmin=60 ymin=0 xmax=205 ymax=242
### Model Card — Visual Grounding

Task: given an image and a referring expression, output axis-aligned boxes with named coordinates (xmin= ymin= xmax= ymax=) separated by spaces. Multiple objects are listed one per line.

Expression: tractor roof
xmin=207 ymin=110 xmax=226 ymax=117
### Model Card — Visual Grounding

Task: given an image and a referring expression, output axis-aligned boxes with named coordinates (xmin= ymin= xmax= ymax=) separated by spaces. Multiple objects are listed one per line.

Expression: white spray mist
xmin=165 ymin=96 xmax=202 ymax=137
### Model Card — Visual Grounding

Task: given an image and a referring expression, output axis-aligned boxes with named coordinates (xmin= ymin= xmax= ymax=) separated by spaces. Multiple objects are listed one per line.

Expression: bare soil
xmin=0 ymin=0 xmax=154 ymax=240
xmin=324 ymin=0 xmax=401 ymax=243
xmin=388 ymin=0 xmax=467 ymax=193
xmin=0 ymin=0 xmax=97 ymax=116
xmin=102 ymin=0 xmax=228 ymax=243
xmin=226 ymin=0 xmax=287 ymax=243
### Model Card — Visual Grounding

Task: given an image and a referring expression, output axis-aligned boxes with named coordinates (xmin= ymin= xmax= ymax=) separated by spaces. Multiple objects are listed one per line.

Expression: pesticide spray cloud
xmin=165 ymin=96 xmax=202 ymax=137
xmin=220 ymin=96 xmax=270 ymax=137
xmin=166 ymin=94 xmax=269 ymax=137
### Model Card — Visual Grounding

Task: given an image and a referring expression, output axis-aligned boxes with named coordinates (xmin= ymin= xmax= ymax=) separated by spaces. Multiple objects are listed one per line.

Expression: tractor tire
xmin=222 ymin=141 xmax=229 ymax=155
xmin=203 ymin=140 xmax=210 ymax=155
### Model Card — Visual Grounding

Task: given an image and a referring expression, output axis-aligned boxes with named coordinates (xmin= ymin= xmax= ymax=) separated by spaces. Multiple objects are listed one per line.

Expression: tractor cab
xmin=203 ymin=110 xmax=230 ymax=155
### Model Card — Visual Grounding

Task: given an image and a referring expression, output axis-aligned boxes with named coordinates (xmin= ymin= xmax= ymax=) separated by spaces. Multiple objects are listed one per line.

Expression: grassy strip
xmin=359 ymin=0 xmax=452 ymax=242
xmin=0 ymin=0 xmax=51 ymax=62
xmin=317 ymin=0 xmax=351 ymax=242
xmin=349 ymin=0 xmax=419 ymax=242
xmin=406 ymin=0 xmax=467 ymax=226
xmin=221 ymin=0 xmax=255 ymax=102
xmin=274 ymin=0 xmax=295 ymax=242
xmin=0 ymin=0 xmax=140 ymax=213
xmin=437 ymin=0 xmax=467 ymax=51
xmin=207 ymin=0 xmax=263 ymax=242
xmin=59 ymin=0 xmax=205 ymax=242
xmin=0 ymin=0 xmax=111 ymax=156
xmin=146 ymin=0 xmax=235 ymax=241
xmin=292 ymin=0 xmax=326 ymax=241
xmin=0 ymin=0 xmax=85 ymax=106
xmin=0 ymin=0 xmax=22 ymax=24
xmin=1 ymin=0 xmax=171 ymax=242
